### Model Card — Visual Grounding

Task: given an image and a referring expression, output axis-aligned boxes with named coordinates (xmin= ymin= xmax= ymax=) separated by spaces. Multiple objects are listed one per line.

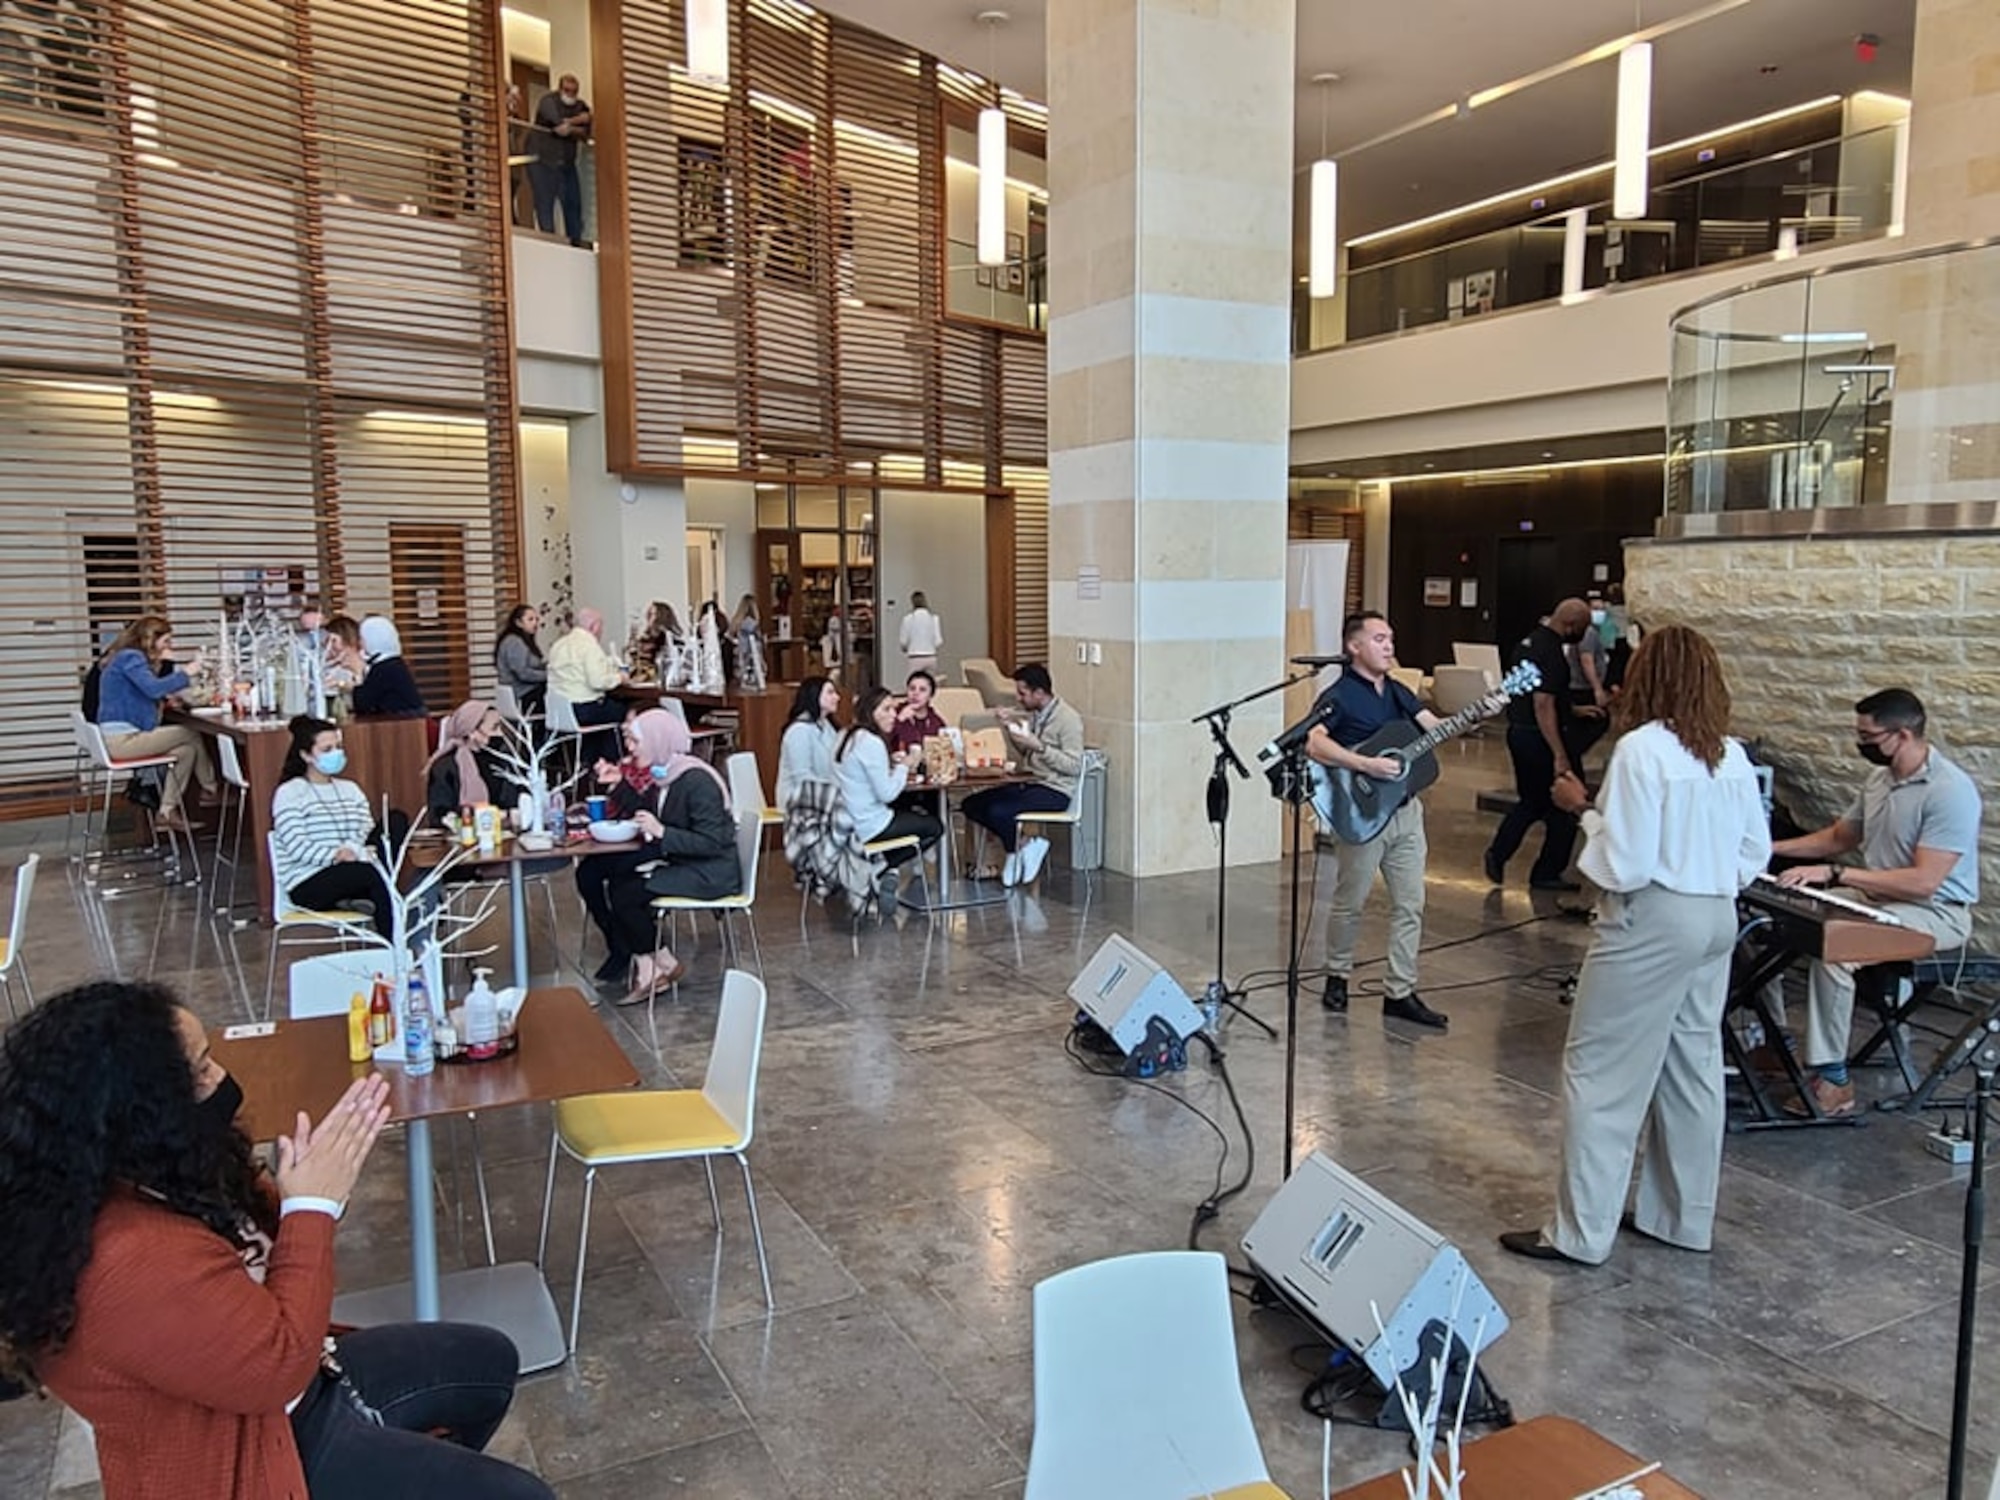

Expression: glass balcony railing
xmin=1664 ymin=237 xmax=2000 ymax=524
xmin=1302 ymin=121 xmax=1904 ymax=352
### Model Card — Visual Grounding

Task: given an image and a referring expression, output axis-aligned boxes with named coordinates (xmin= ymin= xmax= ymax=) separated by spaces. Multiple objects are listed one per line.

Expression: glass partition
xmin=1665 ymin=239 xmax=2000 ymax=519
xmin=1324 ymin=122 xmax=1903 ymax=349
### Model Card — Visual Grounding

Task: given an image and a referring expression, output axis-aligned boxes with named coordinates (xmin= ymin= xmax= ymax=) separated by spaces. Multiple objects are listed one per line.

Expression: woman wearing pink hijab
xmin=425 ymin=700 xmax=513 ymax=820
xmin=593 ymin=709 xmax=738 ymax=1003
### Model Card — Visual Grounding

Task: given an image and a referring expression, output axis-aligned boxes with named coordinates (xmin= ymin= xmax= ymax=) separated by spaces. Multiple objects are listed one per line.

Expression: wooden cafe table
xmin=211 ymin=986 xmax=639 ymax=1372
xmin=899 ymin=764 xmax=1042 ymax=913
xmin=1328 ymin=1415 xmax=1703 ymax=1499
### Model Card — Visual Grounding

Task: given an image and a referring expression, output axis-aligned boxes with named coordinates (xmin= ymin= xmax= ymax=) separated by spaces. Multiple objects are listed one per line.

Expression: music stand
xmin=1191 ymin=674 xmax=1308 ymax=1041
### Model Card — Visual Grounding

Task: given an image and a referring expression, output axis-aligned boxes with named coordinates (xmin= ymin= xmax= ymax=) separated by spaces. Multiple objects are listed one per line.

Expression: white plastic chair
xmin=646 ymin=810 xmax=766 ymax=1018
xmin=0 ymin=853 xmax=39 ymax=1019
xmin=70 ymin=710 xmax=193 ymax=885
xmin=209 ymin=735 xmax=254 ymax=920
xmin=725 ymin=752 xmax=782 ymax=833
xmin=1025 ymin=1251 xmax=1290 ymax=1500
xmin=539 ymin=968 xmax=772 ymax=1351
xmin=262 ymin=832 xmax=389 ymax=1019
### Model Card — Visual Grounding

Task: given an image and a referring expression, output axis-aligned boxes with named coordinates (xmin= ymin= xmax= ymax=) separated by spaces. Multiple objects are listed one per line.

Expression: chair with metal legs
xmin=644 ymin=810 xmax=765 ymax=1020
xmin=0 ymin=853 xmax=40 ymax=1019
xmin=261 ymin=832 xmax=386 ymax=1019
xmin=71 ymin=711 xmax=195 ymax=889
xmin=538 ymin=968 xmax=772 ymax=1352
xmin=209 ymin=735 xmax=256 ymax=922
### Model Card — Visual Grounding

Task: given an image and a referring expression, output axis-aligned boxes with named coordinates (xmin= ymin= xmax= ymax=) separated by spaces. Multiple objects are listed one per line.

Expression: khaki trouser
xmin=1323 ymin=798 xmax=1426 ymax=1000
xmin=1548 ymin=884 xmax=1738 ymax=1264
xmin=105 ymin=725 xmax=217 ymax=816
xmin=1767 ymin=899 xmax=1975 ymax=1067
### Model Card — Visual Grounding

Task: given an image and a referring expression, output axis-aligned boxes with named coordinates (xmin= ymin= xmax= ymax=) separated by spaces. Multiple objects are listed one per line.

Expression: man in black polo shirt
xmin=1485 ymin=596 xmax=1594 ymax=891
xmin=530 ymin=74 xmax=592 ymax=246
xmin=1307 ymin=611 xmax=1451 ymax=1031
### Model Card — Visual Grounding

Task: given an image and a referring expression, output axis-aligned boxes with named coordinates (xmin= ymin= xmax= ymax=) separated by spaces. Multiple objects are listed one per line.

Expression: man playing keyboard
xmin=1768 ymin=689 xmax=1982 ymax=1116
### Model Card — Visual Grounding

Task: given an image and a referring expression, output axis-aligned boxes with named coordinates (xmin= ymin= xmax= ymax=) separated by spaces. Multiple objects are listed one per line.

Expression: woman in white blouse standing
xmin=1500 ymin=625 xmax=1770 ymax=1268
xmin=270 ymin=715 xmax=406 ymax=938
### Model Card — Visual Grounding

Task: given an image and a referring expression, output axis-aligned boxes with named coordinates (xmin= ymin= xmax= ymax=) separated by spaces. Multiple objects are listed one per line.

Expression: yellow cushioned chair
xmin=537 ymin=968 xmax=772 ymax=1352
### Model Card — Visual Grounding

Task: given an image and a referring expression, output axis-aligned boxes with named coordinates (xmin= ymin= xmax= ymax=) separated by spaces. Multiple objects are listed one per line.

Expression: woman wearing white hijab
xmin=352 ymin=615 xmax=427 ymax=717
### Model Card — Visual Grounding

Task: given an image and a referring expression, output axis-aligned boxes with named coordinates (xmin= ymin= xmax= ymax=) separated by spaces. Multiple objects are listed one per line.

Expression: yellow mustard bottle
xmin=347 ymin=992 xmax=372 ymax=1063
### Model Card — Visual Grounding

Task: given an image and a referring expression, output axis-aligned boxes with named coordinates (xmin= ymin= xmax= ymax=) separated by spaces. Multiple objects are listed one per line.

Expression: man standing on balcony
xmin=530 ymin=73 xmax=591 ymax=248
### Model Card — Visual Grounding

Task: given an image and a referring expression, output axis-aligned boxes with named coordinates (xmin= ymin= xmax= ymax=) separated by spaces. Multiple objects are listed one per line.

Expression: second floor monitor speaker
xmin=1242 ymin=1150 xmax=1508 ymax=1393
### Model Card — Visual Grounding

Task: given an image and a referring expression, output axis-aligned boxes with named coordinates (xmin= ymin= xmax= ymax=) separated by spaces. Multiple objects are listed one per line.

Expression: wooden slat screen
xmin=0 ymin=0 xmax=520 ymax=806
xmin=596 ymin=0 xmax=1047 ymax=492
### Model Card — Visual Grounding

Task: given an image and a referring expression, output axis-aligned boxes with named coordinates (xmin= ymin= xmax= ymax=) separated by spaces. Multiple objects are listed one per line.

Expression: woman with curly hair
xmin=1500 ymin=625 xmax=1771 ymax=1268
xmin=0 ymin=981 xmax=553 ymax=1499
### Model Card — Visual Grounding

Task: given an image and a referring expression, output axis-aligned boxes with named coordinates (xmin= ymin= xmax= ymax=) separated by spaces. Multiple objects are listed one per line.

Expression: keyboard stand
xmin=1723 ymin=914 xmax=1867 ymax=1132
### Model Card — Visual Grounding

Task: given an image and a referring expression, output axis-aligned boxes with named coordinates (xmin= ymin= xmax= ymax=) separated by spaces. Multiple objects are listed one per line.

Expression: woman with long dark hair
xmin=1500 ymin=625 xmax=1770 ymax=1268
xmin=270 ymin=715 xmax=407 ymax=938
xmin=494 ymin=604 xmax=547 ymax=716
xmin=835 ymin=686 xmax=941 ymax=907
xmin=0 ymin=981 xmax=552 ymax=1499
xmin=93 ymin=614 xmax=218 ymax=832
xmin=777 ymin=675 xmax=840 ymax=810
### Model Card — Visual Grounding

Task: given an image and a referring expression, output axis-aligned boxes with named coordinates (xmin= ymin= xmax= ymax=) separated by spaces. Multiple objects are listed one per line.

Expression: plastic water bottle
xmin=404 ymin=973 xmax=435 ymax=1076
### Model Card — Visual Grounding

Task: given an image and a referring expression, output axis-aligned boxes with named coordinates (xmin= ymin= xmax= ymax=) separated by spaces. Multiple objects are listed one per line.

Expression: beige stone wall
xmin=1627 ymin=533 xmax=2000 ymax=945
xmin=1906 ymin=0 xmax=2000 ymax=247
xmin=1046 ymin=0 xmax=1295 ymax=876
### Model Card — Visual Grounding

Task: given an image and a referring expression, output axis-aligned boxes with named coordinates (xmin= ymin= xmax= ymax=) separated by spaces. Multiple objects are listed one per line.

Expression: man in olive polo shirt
xmin=1770 ymin=688 xmax=1982 ymax=1116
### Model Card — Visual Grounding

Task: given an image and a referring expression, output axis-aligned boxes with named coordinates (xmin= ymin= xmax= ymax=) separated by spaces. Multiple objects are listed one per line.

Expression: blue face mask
xmin=314 ymin=749 xmax=347 ymax=776
xmin=649 ymin=763 xmax=669 ymax=781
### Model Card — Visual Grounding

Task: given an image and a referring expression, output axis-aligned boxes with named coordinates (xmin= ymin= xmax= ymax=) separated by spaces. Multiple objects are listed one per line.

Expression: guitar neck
xmin=1407 ymin=699 xmax=1493 ymax=759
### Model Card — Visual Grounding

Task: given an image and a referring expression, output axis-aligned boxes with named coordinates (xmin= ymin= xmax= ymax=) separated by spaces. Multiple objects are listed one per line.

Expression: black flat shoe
xmin=1322 ymin=975 xmax=1349 ymax=1013
xmin=1383 ymin=992 xmax=1448 ymax=1030
xmin=1483 ymin=849 xmax=1504 ymax=885
xmin=1498 ymin=1229 xmax=1588 ymax=1264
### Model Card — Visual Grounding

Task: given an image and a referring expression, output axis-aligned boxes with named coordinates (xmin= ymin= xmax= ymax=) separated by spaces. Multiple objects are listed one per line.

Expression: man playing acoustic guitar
xmin=1307 ymin=611 xmax=1453 ymax=1031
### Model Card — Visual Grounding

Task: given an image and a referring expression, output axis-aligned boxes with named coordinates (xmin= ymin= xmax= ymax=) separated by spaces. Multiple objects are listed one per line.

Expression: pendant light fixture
xmin=686 ymin=0 xmax=729 ymax=84
xmin=976 ymin=11 xmax=1009 ymax=268
xmin=1612 ymin=7 xmax=1652 ymax=221
xmin=1308 ymin=73 xmax=1340 ymax=299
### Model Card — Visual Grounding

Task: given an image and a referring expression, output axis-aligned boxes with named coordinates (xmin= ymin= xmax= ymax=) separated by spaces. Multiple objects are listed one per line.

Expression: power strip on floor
xmin=1927 ymin=1129 xmax=1976 ymax=1166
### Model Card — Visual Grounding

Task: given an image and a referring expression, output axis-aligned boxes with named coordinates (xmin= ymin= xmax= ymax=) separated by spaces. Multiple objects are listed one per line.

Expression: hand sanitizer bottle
xmin=465 ymin=968 xmax=500 ymax=1059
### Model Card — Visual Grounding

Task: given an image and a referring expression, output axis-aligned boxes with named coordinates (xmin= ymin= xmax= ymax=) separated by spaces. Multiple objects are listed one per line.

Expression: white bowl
xmin=190 ymin=706 xmax=229 ymax=719
xmin=588 ymin=819 xmax=638 ymax=843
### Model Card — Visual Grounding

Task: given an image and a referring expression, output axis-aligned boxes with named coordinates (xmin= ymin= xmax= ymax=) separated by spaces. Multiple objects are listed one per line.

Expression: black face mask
xmin=1856 ymin=740 xmax=1894 ymax=767
xmin=197 ymin=1073 xmax=245 ymax=1133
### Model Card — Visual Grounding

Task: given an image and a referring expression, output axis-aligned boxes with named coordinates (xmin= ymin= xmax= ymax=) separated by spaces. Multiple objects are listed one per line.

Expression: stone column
xmin=1904 ymin=0 xmax=2000 ymax=246
xmin=1045 ymin=0 xmax=1295 ymax=876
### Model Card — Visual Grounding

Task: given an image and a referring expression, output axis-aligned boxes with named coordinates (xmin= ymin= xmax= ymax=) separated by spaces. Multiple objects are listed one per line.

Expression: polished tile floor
xmin=0 ymin=735 xmax=1989 ymax=1498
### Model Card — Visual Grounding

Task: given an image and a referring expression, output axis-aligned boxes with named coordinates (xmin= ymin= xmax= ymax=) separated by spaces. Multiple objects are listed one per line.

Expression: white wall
xmin=520 ymin=420 xmax=573 ymax=624
xmin=564 ymin=412 xmax=686 ymax=639
xmin=1290 ymin=239 xmax=1891 ymax=467
xmin=877 ymin=489 xmax=986 ymax=683
xmin=685 ymin=478 xmax=756 ymax=612
xmin=513 ymin=235 xmax=600 ymax=363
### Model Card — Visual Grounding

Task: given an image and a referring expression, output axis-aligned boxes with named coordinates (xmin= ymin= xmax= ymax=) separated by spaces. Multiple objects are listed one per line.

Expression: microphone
xmin=1257 ymin=698 xmax=1335 ymax=767
xmin=1291 ymin=654 xmax=1350 ymax=668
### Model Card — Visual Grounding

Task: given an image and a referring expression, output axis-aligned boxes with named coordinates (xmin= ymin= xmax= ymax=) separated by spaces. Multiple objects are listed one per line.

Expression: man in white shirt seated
xmin=1764 ymin=687 xmax=1982 ymax=1117
xmin=1501 ymin=626 xmax=1770 ymax=1267
xmin=545 ymin=606 xmax=627 ymax=757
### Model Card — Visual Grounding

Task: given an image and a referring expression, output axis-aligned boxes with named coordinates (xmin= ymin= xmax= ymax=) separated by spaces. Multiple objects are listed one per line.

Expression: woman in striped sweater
xmin=270 ymin=716 xmax=407 ymax=938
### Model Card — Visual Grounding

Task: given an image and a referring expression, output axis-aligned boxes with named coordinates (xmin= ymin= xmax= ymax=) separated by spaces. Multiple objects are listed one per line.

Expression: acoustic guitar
xmin=1306 ymin=661 xmax=1542 ymax=844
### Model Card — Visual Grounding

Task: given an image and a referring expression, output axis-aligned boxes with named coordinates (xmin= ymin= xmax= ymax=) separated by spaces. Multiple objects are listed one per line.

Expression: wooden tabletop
xmin=167 ymin=706 xmax=291 ymax=740
xmin=211 ymin=986 xmax=641 ymax=1141
xmin=404 ymin=829 xmax=644 ymax=869
xmin=1330 ymin=1417 xmax=1701 ymax=1499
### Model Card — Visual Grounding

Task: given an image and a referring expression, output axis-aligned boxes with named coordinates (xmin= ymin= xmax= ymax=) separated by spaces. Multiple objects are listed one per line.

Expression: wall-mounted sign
xmin=1423 ymin=577 xmax=1451 ymax=607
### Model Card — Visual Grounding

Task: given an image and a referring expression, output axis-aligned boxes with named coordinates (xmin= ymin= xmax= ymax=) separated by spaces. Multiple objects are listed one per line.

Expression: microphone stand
xmin=1271 ymin=737 xmax=1314 ymax=1180
xmin=1190 ymin=673 xmax=1310 ymax=1043
xmin=1946 ymin=1023 xmax=2000 ymax=1500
